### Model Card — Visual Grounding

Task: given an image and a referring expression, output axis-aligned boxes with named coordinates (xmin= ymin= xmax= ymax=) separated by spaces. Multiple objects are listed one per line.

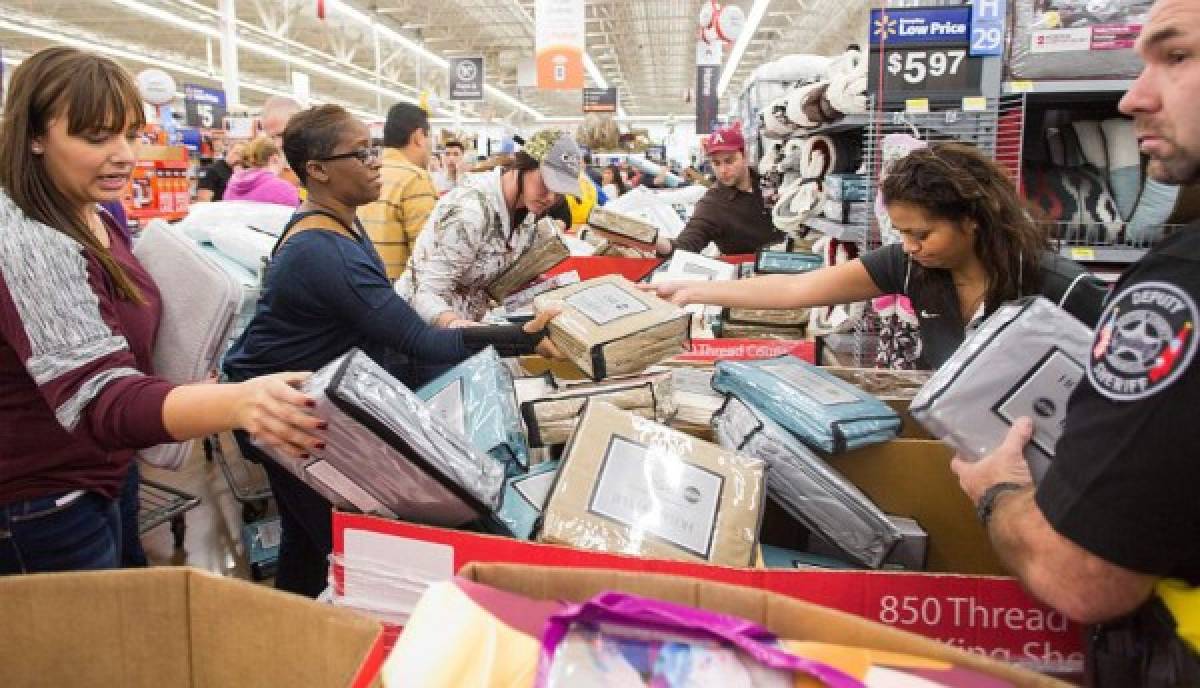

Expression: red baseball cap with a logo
xmin=704 ymin=124 xmax=745 ymax=155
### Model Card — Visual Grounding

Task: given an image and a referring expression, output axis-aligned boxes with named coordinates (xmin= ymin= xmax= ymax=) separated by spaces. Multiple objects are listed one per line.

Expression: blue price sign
xmin=869 ymin=7 xmax=971 ymax=47
xmin=969 ymin=0 xmax=1008 ymax=57
xmin=183 ymin=84 xmax=227 ymax=129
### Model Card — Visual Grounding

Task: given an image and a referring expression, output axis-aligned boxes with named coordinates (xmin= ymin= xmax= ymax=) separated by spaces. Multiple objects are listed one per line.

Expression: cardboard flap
xmin=459 ymin=562 xmax=1064 ymax=687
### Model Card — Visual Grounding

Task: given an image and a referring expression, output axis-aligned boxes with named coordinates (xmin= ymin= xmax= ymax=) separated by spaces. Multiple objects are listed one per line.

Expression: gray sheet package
xmin=909 ymin=297 xmax=1093 ymax=483
xmin=884 ymin=515 xmax=928 ymax=571
xmin=493 ymin=460 xmax=561 ymax=540
xmin=520 ymin=372 xmax=675 ymax=447
xmin=534 ymin=275 xmax=691 ymax=380
xmin=486 ymin=219 xmax=570 ymax=301
xmin=712 ymin=395 xmax=900 ymax=568
xmin=712 ymin=356 xmax=901 ymax=453
xmin=754 ymin=251 xmax=822 ymax=275
xmin=416 ymin=347 xmax=529 ymax=472
xmin=266 ymin=349 xmax=505 ymax=526
xmin=587 ymin=206 xmax=660 ymax=245
xmin=133 ymin=220 xmax=243 ymax=470
xmin=540 ymin=401 xmax=767 ymax=567
xmin=1007 ymin=1 xmax=1150 ymax=80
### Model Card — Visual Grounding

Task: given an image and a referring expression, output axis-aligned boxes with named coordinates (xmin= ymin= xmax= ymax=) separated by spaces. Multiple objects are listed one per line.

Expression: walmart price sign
xmin=183 ymin=84 xmax=227 ymax=129
xmin=867 ymin=7 xmax=984 ymax=103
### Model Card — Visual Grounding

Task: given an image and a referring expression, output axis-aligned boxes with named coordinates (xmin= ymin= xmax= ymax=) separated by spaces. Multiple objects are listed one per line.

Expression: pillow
xmin=1024 ymin=164 xmax=1122 ymax=243
xmin=1127 ymin=179 xmax=1179 ymax=245
xmin=1101 ymin=118 xmax=1143 ymax=221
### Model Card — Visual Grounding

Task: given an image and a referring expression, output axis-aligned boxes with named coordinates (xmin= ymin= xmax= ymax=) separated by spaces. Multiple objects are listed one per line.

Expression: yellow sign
xmin=962 ymin=96 xmax=988 ymax=112
xmin=905 ymin=98 xmax=930 ymax=114
xmin=1009 ymin=80 xmax=1035 ymax=93
xmin=1070 ymin=247 xmax=1096 ymax=261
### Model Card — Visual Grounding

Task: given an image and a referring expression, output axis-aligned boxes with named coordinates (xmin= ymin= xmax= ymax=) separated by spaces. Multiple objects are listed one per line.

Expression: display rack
xmin=138 ymin=478 xmax=201 ymax=548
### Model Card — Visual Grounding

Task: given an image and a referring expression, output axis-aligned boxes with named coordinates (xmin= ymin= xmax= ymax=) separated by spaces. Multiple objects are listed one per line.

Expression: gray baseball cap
xmin=525 ymin=129 xmax=583 ymax=198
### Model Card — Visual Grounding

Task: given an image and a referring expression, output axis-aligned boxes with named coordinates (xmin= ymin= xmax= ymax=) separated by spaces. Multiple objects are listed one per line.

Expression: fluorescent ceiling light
xmin=717 ymin=0 xmax=771 ymax=98
xmin=0 ymin=18 xmax=212 ymax=79
xmin=110 ymin=0 xmax=219 ymax=39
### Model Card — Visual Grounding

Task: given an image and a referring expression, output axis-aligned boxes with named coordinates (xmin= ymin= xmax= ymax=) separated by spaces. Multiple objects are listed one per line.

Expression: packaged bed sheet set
xmin=520 ymin=372 xmax=675 ymax=447
xmin=910 ymin=296 xmax=1093 ymax=482
xmin=712 ymin=395 xmax=900 ymax=568
xmin=586 ymin=206 xmax=661 ymax=249
xmin=534 ymin=275 xmax=691 ymax=380
xmin=712 ymin=356 xmax=901 ymax=453
xmin=540 ymin=401 xmax=766 ymax=567
xmin=486 ymin=218 xmax=570 ymax=301
xmin=265 ymin=348 xmax=505 ymax=525
xmin=416 ymin=347 xmax=529 ymax=472
xmin=493 ymin=460 xmax=561 ymax=540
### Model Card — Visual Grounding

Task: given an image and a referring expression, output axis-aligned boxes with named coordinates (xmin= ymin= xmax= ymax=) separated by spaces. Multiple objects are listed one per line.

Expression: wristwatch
xmin=976 ymin=482 xmax=1026 ymax=527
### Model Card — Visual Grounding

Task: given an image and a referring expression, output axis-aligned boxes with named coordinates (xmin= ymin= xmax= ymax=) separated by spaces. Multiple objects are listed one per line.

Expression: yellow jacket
xmin=357 ymin=148 xmax=438 ymax=279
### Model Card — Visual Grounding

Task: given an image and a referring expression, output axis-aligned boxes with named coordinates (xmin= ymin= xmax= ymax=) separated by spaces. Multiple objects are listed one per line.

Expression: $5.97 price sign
xmin=868 ymin=7 xmax=985 ymax=103
xmin=887 ymin=49 xmax=966 ymax=86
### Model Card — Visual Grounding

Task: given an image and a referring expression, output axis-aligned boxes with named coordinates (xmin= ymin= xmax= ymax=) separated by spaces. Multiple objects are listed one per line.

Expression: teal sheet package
xmin=711 ymin=356 xmax=900 ymax=453
xmin=493 ymin=460 xmax=561 ymax=540
xmin=417 ymin=347 xmax=530 ymax=473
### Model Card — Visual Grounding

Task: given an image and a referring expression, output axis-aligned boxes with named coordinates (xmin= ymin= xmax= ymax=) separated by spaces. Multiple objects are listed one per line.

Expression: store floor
xmin=139 ymin=434 xmax=272 ymax=581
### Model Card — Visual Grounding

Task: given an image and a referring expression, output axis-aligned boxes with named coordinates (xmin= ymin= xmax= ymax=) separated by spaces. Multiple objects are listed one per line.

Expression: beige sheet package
xmin=586 ymin=206 xmax=661 ymax=247
xmin=539 ymin=401 xmax=766 ymax=567
xmin=534 ymin=275 xmax=691 ymax=380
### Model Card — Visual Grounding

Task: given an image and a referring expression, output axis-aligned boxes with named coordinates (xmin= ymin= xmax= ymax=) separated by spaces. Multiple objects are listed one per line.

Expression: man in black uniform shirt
xmin=655 ymin=124 xmax=784 ymax=257
xmin=953 ymin=1 xmax=1200 ymax=684
xmin=196 ymin=141 xmax=243 ymax=202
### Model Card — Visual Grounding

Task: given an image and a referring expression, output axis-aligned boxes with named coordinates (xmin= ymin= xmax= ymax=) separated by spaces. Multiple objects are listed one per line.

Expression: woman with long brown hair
xmin=648 ymin=142 xmax=1109 ymax=369
xmin=0 ymin=47 xmax=323 ymax=575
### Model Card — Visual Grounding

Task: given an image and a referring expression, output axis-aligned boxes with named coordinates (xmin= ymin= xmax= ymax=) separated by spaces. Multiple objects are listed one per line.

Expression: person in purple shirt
xmin=222 ymin=135 xmax=300 ymax=207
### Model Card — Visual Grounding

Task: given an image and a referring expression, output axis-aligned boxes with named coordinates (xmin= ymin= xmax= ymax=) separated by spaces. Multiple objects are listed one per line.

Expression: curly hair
xmin=880 ymin=142 xmax=1049 ymax=307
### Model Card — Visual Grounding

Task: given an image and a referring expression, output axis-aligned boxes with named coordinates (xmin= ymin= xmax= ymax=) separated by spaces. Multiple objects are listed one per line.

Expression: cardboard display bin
xmin=0 ymin=567 xmax=385 ymax=688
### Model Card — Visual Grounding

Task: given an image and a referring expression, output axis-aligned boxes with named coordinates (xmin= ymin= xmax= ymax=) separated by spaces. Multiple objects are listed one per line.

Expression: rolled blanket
xmin=786 ymin=82 xmax=825 ymax=129
xmin=826 ymin=48 xmax=863 ymax=81
xmin=1101 ymin=118 xmax=1142 ymax=221
xmin=1127 ymin=178 xmax=1179 ymax=244
xmin=759 ymin=140 xmax=783 ymax=176
xmin=762 ymin=95 xmax=796 ymax=138
xmin=778 ymin=138 xmax=807 ymax=173
xmin=826 ymin=67 xmax=868 ymax=116
xmin=802 ymin=83 xmax=831 ymax=127
xmin=802 ymin=135 xmax=834 ymax=178
xmin=771 ymin=177 xmax=808 ymax=236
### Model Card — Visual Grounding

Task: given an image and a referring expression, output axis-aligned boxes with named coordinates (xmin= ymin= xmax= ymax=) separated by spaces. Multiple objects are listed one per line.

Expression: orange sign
xmin=535 ymin=0 xmax=585 ymax=90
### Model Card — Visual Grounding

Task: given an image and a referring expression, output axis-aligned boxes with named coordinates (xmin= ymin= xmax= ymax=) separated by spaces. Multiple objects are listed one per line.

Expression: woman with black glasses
xmin=223 ymin=105 xmax=559 ymax=597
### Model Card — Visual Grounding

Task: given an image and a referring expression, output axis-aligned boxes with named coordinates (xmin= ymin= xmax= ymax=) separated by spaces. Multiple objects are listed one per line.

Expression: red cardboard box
xmin=332 ymin=439 xmax=1084 ymax=676
xmin=544 ymin=255 xmax=662 ymax=283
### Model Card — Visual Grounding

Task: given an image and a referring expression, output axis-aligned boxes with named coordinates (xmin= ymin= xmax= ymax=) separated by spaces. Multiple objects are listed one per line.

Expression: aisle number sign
xmin=535 ymin=0 xmax=584 ymax=90
xmin=867 ymin=7 xmax=984 ymax=103
xmin=969 ymin=0 xmax=1008 ymax=57
xmin=183 ymin=84 xmax=227 ymax=129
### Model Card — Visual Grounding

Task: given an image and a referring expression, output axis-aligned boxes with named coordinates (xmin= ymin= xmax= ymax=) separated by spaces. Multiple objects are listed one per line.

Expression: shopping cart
xmin=138 ymin=478 xmax=201 ymax=548
xmin=205 ymin=433 xmax=273 ymax=524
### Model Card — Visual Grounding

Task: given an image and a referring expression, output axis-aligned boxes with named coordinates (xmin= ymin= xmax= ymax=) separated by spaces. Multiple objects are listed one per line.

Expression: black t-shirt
xmin=197 ymin=159 xmax=234 ymax=201
xmin=1038 ymin=227 xmax=1200 ymax=585
xmin=860 ymin=243 xmax=1109 ymax=369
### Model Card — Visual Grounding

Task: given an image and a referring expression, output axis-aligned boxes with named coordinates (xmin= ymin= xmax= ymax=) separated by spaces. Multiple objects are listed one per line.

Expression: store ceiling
xmin=0 ymin=0 xmax=869 ymax=125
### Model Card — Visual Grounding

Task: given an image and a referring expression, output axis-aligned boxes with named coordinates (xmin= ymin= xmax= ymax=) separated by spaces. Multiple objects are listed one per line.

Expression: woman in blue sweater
xmin=224 ymin=105 xmax=557 ymax=597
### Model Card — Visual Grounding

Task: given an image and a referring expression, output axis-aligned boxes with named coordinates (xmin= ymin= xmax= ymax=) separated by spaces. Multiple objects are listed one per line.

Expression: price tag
xmin=1070 ymin=248 xmax=1096 ymax=261
xmin=1009 ymin=80 xmax=1035 ymax=93
xmin=962 ymin=96 xmax=988 ymax=112
xmin=905 ymin=98 xmax=930 ymax=114
xmin=867 ymin=8 xmax=983 ymax=103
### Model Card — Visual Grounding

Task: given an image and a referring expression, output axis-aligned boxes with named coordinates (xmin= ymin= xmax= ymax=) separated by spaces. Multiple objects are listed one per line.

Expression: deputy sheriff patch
xmin=1088 ymin=280 xmax=1197 ymax=401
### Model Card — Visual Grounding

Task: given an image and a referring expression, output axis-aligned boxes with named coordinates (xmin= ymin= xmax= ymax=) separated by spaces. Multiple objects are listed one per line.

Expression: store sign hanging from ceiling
xmin=448 ymin=57 xmax=485 ymax=101
xmin=867 ymin=6 xmax=986 ymax=103
xmin=183 ymin=84 xmax=227 ymax=129
xmin=535 ymin=0 xmax=585 ymax=90
xmin=582 ymin=87 xmax=617 ymax=113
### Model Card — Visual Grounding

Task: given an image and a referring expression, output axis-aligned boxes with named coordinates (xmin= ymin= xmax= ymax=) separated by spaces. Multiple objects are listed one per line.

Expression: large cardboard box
xmin=0 ymin=567 xmax=385 ymax=688
xmin=333 ymin=439 xmax=1085 ymax=676
xmin=459 ymin=562 xmax=1063 ymax=687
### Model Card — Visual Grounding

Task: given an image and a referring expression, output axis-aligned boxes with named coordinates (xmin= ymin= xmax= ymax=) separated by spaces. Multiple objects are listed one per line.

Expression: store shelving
xmin=1001 ymin=79 xmax=1134 ymax=95
xmin=1057 ymin=244 xmax=1148 ymax=265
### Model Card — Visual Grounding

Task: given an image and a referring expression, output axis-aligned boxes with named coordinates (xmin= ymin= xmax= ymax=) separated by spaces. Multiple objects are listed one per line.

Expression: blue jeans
xmin=0 ymin=491 xmax=122 ymax=575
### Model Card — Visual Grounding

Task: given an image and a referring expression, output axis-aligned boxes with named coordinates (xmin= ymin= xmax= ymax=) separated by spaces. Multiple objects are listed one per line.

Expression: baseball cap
xmin=524 ymin=129 xmax=584 ymax=198
xmin=704 ymin=124 xmax=745 ymax=155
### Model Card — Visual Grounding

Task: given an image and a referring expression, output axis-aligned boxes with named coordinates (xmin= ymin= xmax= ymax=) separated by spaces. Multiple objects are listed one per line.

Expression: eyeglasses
xmin=316 ymin=145 xmax=382 ymax=164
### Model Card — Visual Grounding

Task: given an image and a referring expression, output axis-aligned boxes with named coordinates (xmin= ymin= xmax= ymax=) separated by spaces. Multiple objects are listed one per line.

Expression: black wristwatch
xmin=976 ymin=482 xmax=1026 ymax=527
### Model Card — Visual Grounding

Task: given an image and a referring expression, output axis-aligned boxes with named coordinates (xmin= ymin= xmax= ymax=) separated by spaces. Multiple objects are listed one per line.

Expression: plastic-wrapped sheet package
xmin=754 ymin=250 xmax=822 ymax=275
xmin=910 ymin=297 xmax=1093 ymax=483
xmin=416 ymin=347 xmax=529 ymax=473
xmin=669 ymin=367 xmax=725 ymax=437
xmin=712 ymin=357 xmax=901 ymax=453
xmin=1007 ymin=1 xmax=1151 ymax=80
xmin=712 ymin=395 xmax=900 ymax=569
xmin=587 ymin=205 xmax=661 ymax=248
xmin=486 ymin=220 xmax=570 ymax=301
xmin=266 ymin=348 xmax=505 ymax=525
xmin=540 ymin=401 xmax=766 ymax=567
xmin=133 ymin=221 xmax=243 ymax=470
xmin=503 ymin=270 xmax=581 ymax=318
xmin=174 ymin=200 xmax=294 ymax=243
xmin=493 ymin=460 xmax=561 ymax=540
xmin=534 ymin=276 xmax=691 ymax=380
xmin=520 ymin=372 xmax=676 ymax=447
xmin=207 ymin=222 xmax=277 ymax=273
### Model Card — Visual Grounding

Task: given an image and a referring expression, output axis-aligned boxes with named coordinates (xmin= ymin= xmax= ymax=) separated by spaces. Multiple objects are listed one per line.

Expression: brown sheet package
xmin=486 ymin=220 xmax=570 ymax=301
xmin=534 ymin=275 xmax=691 ymax=380
xmin=587 ymin=205 xmax=661 ymax=245
xmin=540 ymin=401 xmax=766 ymax=567
xmin=521 ymin=372 xmax=676 ymax=446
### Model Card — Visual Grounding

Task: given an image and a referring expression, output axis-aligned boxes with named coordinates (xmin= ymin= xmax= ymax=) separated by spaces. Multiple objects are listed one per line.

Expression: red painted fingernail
xmin=317 ymin=422 xmax=329 ymax=430
xmin=315 ymin=442 xmax=326 ymax=450
xmin=305 ymin=399 xmax=317 ymax=408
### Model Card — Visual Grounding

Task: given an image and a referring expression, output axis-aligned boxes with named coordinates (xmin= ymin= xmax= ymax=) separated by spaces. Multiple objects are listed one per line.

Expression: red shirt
xmin=0 ymin=203 xmax=175 ymax=504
